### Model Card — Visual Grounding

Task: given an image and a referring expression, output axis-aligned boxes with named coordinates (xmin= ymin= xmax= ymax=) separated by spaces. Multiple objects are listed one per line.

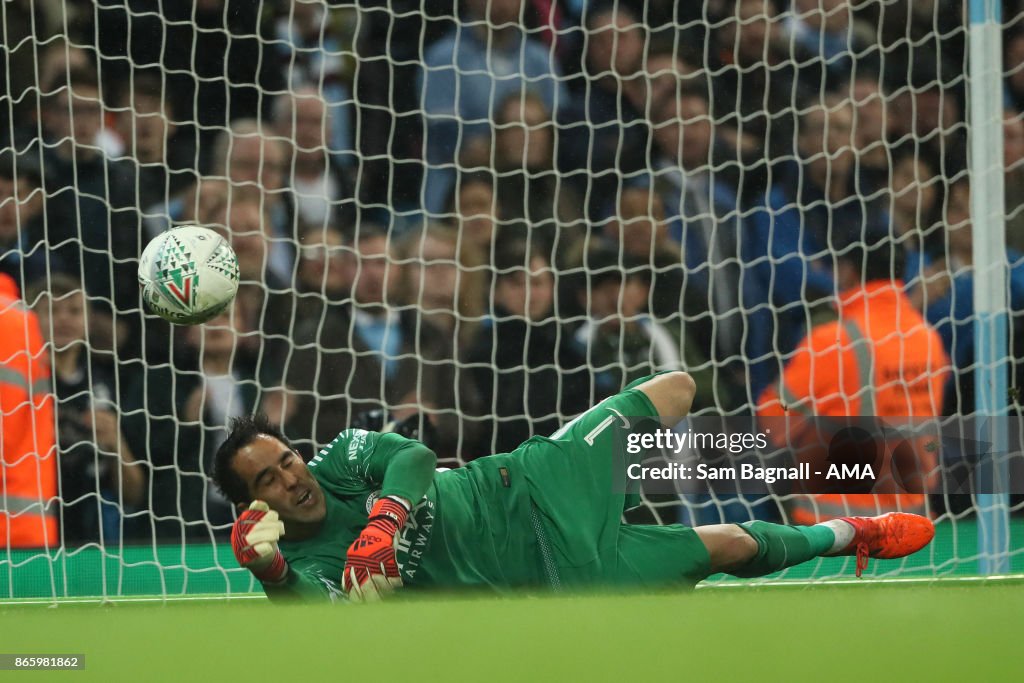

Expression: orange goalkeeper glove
xmin=231 ymin=501 xmax=288 ymax=584
xmin=342 ymin=496 xmax=409 ymax=602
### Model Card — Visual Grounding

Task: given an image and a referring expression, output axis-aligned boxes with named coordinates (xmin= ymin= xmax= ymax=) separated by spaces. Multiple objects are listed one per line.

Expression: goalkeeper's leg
xmin=697 ymin=512 xmax=935 ymax=579
xmin=611 ymin=521 xmax=840 ymax=587
xmin=694 ymin=523 xmax=833 ymax=576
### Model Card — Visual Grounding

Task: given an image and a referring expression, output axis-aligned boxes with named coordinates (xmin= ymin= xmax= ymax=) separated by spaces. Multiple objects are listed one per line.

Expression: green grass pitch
xmin=2 ymin=581 xmax=1020 ymax=682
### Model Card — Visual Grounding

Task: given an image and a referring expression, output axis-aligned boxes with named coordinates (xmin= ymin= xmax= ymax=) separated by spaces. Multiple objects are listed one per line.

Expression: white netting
xmin=0 ymin=0 xmax=1022 ymax=599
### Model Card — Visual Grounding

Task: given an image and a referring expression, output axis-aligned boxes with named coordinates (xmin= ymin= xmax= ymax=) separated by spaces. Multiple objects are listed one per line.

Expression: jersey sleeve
xmin=310 ymin=429 xmax=437 ymax=504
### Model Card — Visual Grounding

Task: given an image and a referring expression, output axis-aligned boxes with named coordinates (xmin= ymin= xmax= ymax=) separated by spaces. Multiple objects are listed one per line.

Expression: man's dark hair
xmin=118 ymin=69 xmax=175 ymax=117
xmin=25 ymin=273 xmax=83 ymax=310
xmin=45 ymin=64 xmax=99 ymax=97
xmin=213 ymin=414 xmax=294 ymax=506
xmin=492 ymin=238 xmax=549 ymax=279
xmin=583 ymin=244 xmax=626 ymax=289
xmin=0 ymin=148 xmax=42 ymax=186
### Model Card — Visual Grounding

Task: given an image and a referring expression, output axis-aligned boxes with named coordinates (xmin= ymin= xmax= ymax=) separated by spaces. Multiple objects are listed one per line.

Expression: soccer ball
xmin=138 ymin=226 xmax=240 ymax=325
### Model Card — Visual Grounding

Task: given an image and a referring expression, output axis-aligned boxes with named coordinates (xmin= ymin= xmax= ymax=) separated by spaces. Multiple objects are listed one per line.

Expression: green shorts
xmin=512 ymin=382 xmax=712 ymax=588
xmin=612 ymin=523 xmax=711 ymax=587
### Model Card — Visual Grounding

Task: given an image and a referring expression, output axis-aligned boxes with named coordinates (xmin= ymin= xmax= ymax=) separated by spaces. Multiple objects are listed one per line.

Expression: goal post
xmin=968 ymin=0 xmax=1011 ymax=575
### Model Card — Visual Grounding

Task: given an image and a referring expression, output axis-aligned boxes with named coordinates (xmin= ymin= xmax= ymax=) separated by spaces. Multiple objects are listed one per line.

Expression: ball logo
xmin=163 ymin=270 xmax=195 ymax=308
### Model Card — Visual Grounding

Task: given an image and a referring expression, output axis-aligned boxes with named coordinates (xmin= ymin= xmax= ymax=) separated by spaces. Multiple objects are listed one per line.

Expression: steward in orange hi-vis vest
xmin=0 ymin=273 xmax=57 ymax=547
xmin=757 ymin=275 xmax=950 ymax=525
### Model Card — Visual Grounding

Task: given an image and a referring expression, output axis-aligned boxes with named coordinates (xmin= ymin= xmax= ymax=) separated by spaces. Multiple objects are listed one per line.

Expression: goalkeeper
xmin=213 ymin=372 xmax=934 ymax=602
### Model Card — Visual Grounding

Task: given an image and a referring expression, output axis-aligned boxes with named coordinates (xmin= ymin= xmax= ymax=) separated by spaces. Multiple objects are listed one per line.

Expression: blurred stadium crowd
xmin=1 ymin=0 xmax=1024 ymax=546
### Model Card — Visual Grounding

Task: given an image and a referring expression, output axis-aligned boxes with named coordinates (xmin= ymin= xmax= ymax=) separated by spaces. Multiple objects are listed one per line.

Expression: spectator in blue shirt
xmin=848 ymin=72 xmax=895 ymax=196
xmin=570 ymin=246 xmax=682 ymax=401
xmin=746 ymin=97 xmax=889 ymax=397
xmin=924 ymin=180 xmax=1024 ymax=414
xmin=887 ymin=147 xmax=947 ymax=312
xmin=710 ymin=0 xmax=811 ymax=204
xmin=39 ymin=66 xmax=141 ymax=317
xmin=0 ymin=149 xmax=49 ymax=291
xmin=649 ymin=87 xmax=751 ymax=407
xmin=490 ymin=90 xmax=583 ymax=260
xmin=419 ymin=0 xmax=566 ymax=216
xmin=271 ymin=87 xmax=356 ymax=234
xmin=782 ymin=0 xmax=875 ymax=94
xmin=464 ymin=239 xmax=588 ymax=455
xmin=558 ymin=3 xmax=649 ymax=222
xmin=270 ymin=1 xmax=356 ymax=168
xmin=1004 ymin=108 xmax=1024 ymax=252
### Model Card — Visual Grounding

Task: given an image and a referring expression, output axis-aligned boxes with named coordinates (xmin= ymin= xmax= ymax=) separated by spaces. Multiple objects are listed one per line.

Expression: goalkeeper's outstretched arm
xmin=633 ymin=371 xmax=698 ymax=425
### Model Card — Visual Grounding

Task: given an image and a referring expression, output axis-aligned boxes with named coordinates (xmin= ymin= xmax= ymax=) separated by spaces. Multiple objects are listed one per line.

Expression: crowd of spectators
xmin=1 ymin=0 xmax=1024 ymax=545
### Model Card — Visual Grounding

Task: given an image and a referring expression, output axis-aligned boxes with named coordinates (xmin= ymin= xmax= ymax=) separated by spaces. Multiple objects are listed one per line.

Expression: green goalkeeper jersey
xmin=266 ymin=374 xmax=712 ymax=601
xmin=270 ymin=428 xmax=549 ymax=601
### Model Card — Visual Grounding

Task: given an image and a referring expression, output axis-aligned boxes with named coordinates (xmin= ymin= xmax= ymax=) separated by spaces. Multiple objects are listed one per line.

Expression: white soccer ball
xmin=138 ymin=225 xmax=240 ymax=325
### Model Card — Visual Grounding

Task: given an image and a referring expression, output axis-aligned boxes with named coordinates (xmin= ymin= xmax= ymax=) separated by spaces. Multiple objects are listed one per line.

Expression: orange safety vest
xmin=0 ymin=274 xmax=58 ymax=548
xmin=757 ymin=281 xmax=950 ymax=525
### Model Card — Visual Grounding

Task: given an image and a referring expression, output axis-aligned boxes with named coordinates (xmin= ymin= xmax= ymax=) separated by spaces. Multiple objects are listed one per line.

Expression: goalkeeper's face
xmin=233 ymin=435 xmax=327 ymax=525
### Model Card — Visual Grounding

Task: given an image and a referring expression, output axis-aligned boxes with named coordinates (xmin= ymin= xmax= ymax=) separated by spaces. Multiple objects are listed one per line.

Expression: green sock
xmin=730 ymin=521 xmax=836 ymax=578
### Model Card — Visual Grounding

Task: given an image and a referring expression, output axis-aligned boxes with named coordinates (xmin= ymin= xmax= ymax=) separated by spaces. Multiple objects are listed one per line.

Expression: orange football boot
xmin=835 ymin=512 xmax=935 ymax=577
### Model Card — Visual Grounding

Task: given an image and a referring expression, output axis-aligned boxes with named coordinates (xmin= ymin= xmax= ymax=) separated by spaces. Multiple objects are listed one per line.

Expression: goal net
xmin=1 ymin=0 xmax=1022 ymax=601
